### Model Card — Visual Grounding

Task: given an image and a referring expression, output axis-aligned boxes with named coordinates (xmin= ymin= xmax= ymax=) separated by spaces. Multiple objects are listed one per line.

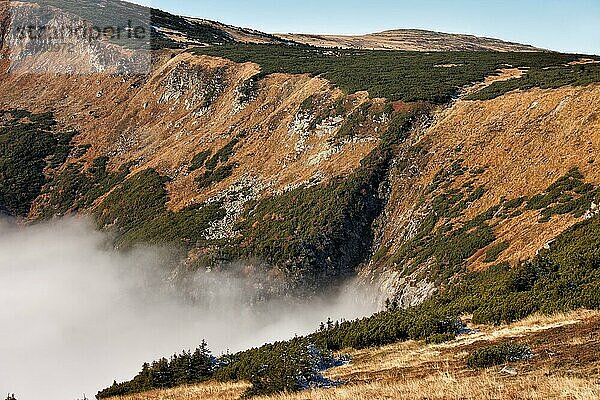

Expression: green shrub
xmin=524 ymin=167 xmax=599 ymax=222
xmin=204 ymin=136 xmax=240 ymax=170
xmin=426 ymin=333 xmax=456 ymax=344
xmin=192 ymin=44 xmax=597 ymax=103
xmin=189 ymin=150 xmax=212 ymax=171
xmin=467 ymin=343 xmax=532 ymax=368
xmin=95 ymin=169 xmax=225 ymax=248
xmin=196 ymin=164 xmax=235 ymax=188
xmin=484 ymin=241 xmax=510 ymax=263
xmin=39 ymin=158 xmax=135 ymax=218
xmin=468 ymin=63 xmax=600 ymax=101
xmin=96 ymin=342 xmax=215 ymax=398
xmin=311 ymin=308 xmax=461 ymax=351
xmin=0 ymin=109 xmax=75 ymax=216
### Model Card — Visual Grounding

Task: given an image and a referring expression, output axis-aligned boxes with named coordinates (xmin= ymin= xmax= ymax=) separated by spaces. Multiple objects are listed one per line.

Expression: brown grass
xmin=275 ymin=31 xmax=540 ymax=52
xmin=108 ymin=381 xmax=250 ymax=400
xmin=378 ymin=83 xmax=600 ymax=272
xmin=108 ymin=310 xmax=600 ymax=400
xmin=256 ymin=373 xmax=599 ymax=400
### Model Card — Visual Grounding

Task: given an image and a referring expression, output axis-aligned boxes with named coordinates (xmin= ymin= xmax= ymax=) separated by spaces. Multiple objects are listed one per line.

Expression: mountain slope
xmin=366 ymin=83 xmax=600 ymax=306
xmin=12 ymin=0 xmax=290 ymax=49
xmin=277 ymin=29 xmax=543 ymax=52
xmin=100 ymin=310 xmax=600 ymax=400
xmin=2 ymin=1 xmax=600 ymax=398
xmin=1 ymin=0 xmax=600 ymax=296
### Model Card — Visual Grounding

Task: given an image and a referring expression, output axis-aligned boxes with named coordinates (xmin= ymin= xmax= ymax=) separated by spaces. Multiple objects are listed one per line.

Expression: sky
xmin=132 ymin=0 xmax=600 ymax=55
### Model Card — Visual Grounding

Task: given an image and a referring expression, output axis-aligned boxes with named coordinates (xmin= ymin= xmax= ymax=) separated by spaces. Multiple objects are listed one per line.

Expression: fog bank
xmin=0 ymin=218 xmax=376 ymax=400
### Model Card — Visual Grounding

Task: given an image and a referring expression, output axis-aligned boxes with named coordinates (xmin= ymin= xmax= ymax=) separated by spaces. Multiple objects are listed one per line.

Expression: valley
xmin=0 ymin=1 xmax=599 ymax=399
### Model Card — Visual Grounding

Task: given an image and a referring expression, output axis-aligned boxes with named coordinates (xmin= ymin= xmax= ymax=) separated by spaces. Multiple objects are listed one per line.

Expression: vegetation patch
xmin=38 ymin=157 xmax=135 ymax=218
xmin=387 ymin=161 xmax=495 ymax=283
xmin=484 ymin=241 xmax=510 ymax=263
xmin=238 ymin=73 xmax=264 ymax=104
xmin=0 ymin=109 xmax=75 ymax=216
xmin=94 ymin=169 xmax=226 ymax=248
xmin=525 ymin=167 xmax=600 ymax=222
xmin=196 ymin=163 xmax=235 ymax=188
xmin=193 ymin=135 xmax=244 ymax=189
xmin=467 ymin=63 xmax=600 ymax=100
xmin=96 ymin=342 xmax=215 ymax=398
xmin=467 ymin=343 xmax=532 ymax=368
xmin=192 ymin=44 xmax=597 ymax=103
xmin=335 ymin=102 xmax=372 ymax=140
xmin=311 ymin=307 xmax=459 ymax=351
xmin=189 ymin=150 xmax=212 ymax=171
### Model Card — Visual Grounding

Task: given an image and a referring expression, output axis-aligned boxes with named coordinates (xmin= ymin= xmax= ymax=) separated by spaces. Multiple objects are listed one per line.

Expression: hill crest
xmin=277 ymin=29 xmax=544 ymax=52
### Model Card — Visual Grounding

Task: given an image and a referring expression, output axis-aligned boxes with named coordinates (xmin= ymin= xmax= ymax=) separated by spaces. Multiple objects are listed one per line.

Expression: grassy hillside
xmin=100 ymin=310 xmax=600 ymax=400
xmin=97 ymin=208 xmax=600 ymax=397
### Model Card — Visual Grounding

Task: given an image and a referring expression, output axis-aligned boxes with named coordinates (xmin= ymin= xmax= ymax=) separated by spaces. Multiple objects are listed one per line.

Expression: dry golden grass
xmin=379 ymin=83 xmax=600 ymax=272
xmin=108 ymin=381 xmax=250 ymax=400
xmin=276 ymin=31 xmax=540 ymax=52
xmin=109 ymin=310 xmax=600 ymax=400
xmin=0 ymin=49 xmax=378 ymax=214
xmin=326 ymin=310 xmax=597 ymax=382
xmin=255 ymin=372 xmax=600 ymax=400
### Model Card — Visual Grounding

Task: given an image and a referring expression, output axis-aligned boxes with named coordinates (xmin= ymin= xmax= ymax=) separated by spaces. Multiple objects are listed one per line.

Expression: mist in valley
xmin=0 ymin=218 xmax=377 ymax=400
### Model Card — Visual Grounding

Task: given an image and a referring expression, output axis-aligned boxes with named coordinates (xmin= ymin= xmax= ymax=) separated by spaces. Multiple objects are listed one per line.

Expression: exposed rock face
xmin=361 ymin=266 xmax=437 ymax=308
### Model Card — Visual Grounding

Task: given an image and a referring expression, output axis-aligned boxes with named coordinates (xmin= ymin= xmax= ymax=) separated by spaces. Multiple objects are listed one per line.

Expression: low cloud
xmin=0 ymin=218 xmax=376 ymax=400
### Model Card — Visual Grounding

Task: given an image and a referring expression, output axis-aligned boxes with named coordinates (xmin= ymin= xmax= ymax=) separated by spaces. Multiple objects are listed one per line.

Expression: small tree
xmin=190 ymin=340 xmax=213 ymax=382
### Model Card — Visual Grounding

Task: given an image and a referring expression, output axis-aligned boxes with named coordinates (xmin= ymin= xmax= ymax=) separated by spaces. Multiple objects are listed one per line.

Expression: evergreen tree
xmin=151 ymin=358 xmax=173 ymax=388
xmin=171 ymin=351 xmax=192 ymax=385
xmin=190 ymin=340 xmax=213 ymax=382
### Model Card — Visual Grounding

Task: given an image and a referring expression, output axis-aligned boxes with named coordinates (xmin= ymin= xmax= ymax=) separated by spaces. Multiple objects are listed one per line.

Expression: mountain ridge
xmin=13 ymin=0 xmax=545 ymax=51
xmin=276 ymin=28 xmax=545 ymax=52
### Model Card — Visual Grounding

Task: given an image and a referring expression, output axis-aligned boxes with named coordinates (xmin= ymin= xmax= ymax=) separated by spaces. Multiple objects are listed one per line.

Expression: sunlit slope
xmin=277 ymin=29 xmax=543 ymax=52
xmin=106 ymin=310 xmax=600 ymax=400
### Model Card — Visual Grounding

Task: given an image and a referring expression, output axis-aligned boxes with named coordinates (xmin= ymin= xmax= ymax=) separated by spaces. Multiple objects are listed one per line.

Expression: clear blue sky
xmin=133 ymin=0 xmax=600 ymax=55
